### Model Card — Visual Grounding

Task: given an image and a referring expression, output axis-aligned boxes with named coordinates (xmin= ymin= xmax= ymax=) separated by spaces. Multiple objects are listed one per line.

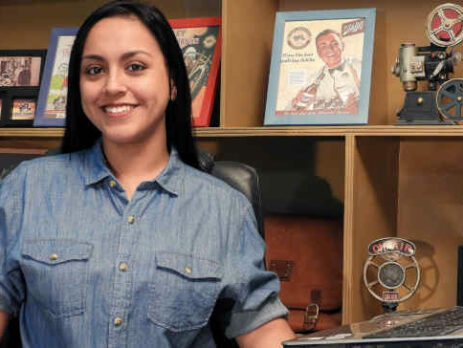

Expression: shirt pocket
xmin=148 ymin=251 xmax=223 ymax=332
xmin=21 ymin=239 xmax=92 ymax=318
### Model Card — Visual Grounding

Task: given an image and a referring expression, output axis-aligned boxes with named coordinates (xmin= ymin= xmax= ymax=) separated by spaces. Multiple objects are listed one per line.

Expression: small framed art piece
xmin=0 ymin=90 xmax=39 ymax=127
xmin=34 ymin=27 xmax=78 ymax=127
xmin=264 ymin=8 xmax=376 ymax=126
xmin=12 ymin=98 xmax=37 ymax=121
xmin=169 ymin=17 xmax=221 ymax=127
xmin=0 ymin=49 xmax=46 ymax=127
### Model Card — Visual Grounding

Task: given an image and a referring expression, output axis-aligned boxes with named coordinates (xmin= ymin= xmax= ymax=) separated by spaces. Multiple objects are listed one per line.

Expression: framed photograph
xmin=169 ymin=17 xmax=221 ymax=127
xmin=264 ymin=9 xmax=376 ymax=126
xmin=0 ymin=49 xmax=46 ymax=127
xmin=34 ymin=27 xmax=78 ymax=127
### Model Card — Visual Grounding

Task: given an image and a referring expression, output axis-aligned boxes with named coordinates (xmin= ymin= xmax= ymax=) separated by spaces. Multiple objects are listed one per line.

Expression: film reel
xmin=436 ymin=78 xmax=463 ymax=122
xmin=426 ymin=3 xmax=463 ymax=47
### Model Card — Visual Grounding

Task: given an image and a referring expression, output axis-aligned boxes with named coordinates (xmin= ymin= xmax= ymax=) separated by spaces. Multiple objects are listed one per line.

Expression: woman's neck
xmin=102 ymin=136 xmax=170 ymax=200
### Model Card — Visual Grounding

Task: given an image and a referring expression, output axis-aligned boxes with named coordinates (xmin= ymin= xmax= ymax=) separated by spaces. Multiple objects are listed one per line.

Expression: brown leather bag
xmin=264 ymin=214 xmax=343 ymax=332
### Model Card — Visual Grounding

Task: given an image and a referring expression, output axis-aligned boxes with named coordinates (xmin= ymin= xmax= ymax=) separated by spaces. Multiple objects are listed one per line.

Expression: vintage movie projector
xmin=392 ymin=3 xmax=463 ymax=124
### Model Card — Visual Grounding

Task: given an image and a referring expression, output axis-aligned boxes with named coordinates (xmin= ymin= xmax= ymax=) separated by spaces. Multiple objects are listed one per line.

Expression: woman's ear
xmin=170 ymin=79 xmax=177 ymax=101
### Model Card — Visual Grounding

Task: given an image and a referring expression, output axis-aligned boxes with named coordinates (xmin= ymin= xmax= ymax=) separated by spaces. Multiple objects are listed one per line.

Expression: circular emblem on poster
xmin=287 ymin=27 xmax=311 ymax=49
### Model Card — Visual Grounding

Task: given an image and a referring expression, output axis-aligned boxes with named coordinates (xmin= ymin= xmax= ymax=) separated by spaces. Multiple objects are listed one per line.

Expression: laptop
xmin=282 ymin=306 xmax=463 ymax=347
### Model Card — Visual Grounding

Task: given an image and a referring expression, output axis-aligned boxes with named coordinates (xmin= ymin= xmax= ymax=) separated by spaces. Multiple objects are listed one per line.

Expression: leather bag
xmin=264 ymin=214 xmax=343 ymax=332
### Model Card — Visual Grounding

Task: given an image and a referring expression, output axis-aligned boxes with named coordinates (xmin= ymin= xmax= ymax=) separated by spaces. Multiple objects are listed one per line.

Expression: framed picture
xmin=34 ymin=27 xmax=78 ymax=127
xmin=169 ymin=17 xmax=221 ymax=127
xmin=264 ymin=9 xmax=376 ymax=126
xmin=0 ymin=49 xmax=46 ymax=127
xmin=0 ymin=90 xmax=40 ymax=127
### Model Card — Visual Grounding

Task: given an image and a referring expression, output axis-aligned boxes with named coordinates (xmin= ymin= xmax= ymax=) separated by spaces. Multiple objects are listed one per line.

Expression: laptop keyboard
xmin=364 ymin=307 xmax=463 ymax=338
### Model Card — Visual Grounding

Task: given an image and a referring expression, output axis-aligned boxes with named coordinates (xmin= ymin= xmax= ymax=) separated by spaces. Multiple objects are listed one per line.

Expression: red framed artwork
xmin=169 ymin=17 xmax=221 ymax=127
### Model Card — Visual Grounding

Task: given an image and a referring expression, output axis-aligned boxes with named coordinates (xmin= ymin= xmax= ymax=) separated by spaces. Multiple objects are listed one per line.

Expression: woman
xmin=0 ymin=1 xmax=294 ymax=347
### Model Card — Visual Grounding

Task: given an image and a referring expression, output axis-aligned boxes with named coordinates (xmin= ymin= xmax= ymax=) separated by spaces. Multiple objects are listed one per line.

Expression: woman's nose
xmin=103 ymin=71 xmax=127 ymax=95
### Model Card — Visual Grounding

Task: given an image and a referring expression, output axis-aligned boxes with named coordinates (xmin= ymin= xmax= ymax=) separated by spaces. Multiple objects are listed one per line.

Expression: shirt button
xmin=185 ymin=267 xmax=192 ymax=274
xmin=119 ymin=262 xmax=128 ymax=272
xmin=114 ymin=317 xmax=123 ymax=326
xmin=127 ymin=216 xmax=135 ymax=224
xmin=49 ymin=253 xmax=59 ymax=261
xmin=109 ymin=180 xmax=117 ymax=188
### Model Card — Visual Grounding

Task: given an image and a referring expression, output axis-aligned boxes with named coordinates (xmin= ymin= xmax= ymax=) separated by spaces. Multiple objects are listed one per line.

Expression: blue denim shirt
xmin=0 ymin=141 xmax=288 ymax=348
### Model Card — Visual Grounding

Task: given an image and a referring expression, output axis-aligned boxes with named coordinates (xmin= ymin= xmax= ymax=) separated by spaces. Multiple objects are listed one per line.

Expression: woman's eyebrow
xmin=81 ymin=54 xmax=104 ymax=61
xmin=81 ymin=50 xmax=152 ymax=61
xmin=121 ymin=50 xmax=152 ymax=59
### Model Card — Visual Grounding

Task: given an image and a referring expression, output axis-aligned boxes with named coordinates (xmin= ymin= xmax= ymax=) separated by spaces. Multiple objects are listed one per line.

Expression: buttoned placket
xmin=106 ymin=179 xmax=149 ymax=348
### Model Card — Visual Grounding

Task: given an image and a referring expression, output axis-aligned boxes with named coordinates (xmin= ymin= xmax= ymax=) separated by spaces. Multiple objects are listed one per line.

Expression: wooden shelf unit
xmin=2 ymin=0 xmax=463 ymax=326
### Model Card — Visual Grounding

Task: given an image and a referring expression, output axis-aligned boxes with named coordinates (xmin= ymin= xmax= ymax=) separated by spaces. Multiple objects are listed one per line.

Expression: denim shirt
xmin=0 ymin=141 xmax=288 ymax=348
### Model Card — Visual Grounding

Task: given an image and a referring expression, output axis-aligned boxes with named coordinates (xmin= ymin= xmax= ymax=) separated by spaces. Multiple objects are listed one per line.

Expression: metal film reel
xmin=363 ymin=253 xmax=421 ymax=304
xmin=436 ymin=78 xmax=463 ymax=122
xmin=426 ymin=3 xmax=463 ymax=47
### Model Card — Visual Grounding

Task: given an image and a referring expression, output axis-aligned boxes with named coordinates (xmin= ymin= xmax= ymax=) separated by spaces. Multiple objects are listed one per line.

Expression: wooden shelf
xmin=0 ymin=128 xmax=64 ymax=138
xmin=197 ymin=125 xmax=463 ymax=137
xmin=4 ymin=125 xmax=463 ymax=139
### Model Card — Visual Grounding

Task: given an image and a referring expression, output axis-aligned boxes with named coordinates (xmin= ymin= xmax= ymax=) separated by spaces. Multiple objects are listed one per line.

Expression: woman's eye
xmin=84 ymin=66 xmax=103 ymax=75
xmin=127 ymin=63 xmax=146 ymax=72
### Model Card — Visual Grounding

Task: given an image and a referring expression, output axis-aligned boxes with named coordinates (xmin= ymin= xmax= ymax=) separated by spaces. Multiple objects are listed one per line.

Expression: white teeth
xmin=104 ymin=105 xmax=134 ymax=113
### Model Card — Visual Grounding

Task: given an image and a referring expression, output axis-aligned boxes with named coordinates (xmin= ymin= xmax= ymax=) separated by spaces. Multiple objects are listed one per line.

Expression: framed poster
xmin=0 ymin=50 xmax=46 ymax=127
xmin=34 ymin=27 xmax=78 ymax=127
xmin=169 ymin=17 xmax=221 ymax=127
xmin=264 ymin=9 xmax=376 ymax=126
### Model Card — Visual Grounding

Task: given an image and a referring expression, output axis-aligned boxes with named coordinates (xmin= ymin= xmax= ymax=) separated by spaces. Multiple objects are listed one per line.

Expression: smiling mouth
xmin=103 ymin=105 xmax=135 ymax=116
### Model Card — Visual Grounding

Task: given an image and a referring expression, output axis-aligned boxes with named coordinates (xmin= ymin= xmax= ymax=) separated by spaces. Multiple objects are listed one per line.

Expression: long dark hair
xmin=61 ymin=0 xmax=199 ymax=169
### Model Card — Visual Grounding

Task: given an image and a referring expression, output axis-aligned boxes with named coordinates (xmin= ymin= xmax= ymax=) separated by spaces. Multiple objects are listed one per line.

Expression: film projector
xmin=392 ymin=3 xmax=463 ymax=124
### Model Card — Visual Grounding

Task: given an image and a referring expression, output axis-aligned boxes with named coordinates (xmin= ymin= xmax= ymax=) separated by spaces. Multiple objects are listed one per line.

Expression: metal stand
xmin=396 ymin=91 xmax=454 ymax=125
xmin=382 ymin=302 xmax=399 ymax=313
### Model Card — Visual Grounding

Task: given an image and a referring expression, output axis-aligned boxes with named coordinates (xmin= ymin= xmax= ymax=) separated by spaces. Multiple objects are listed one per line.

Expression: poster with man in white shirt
xmin=275 ymin=18 xmax=365 ymax=116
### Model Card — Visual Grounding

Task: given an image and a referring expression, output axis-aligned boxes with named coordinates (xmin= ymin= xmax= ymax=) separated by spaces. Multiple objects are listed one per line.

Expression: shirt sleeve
xmin=0 ymin=164 xmax=27 ymax=316
xmin=220 ymin=198 xmax=289 ymax=339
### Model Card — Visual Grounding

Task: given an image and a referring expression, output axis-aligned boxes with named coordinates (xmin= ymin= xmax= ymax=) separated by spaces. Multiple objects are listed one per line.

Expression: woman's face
xmin=80 ymin=15 xmax=171 ymax=148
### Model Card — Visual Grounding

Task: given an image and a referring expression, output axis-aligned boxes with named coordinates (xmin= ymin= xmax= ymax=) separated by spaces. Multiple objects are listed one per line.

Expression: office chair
xmin=0 ymin=149 xmax=264 ymax=348
xmin=198 ymin=150 xmax=265 ymax=347
xmin=198 ymin=149 xmax=264 ymax=238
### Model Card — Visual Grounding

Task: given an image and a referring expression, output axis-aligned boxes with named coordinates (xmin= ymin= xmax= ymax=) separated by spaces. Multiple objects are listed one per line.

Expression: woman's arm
xmin=236 ymin=318 xmax=296 ymax=348
xmin=0 ymin=310 xmax=9 ymax=341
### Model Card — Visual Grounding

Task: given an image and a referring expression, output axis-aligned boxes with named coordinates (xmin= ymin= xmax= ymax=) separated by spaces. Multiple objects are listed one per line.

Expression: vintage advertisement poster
xmin=172 ymin=25 xmax=219 ymax=123
xmin=275 ymin=18 xmax=365 ymax=116
xmin=43 ymin=35 xmax=75 ymax=119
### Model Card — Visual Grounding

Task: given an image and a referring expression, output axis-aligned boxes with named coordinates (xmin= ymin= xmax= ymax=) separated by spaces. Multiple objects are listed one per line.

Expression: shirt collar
xmin=83 ymin=139 xmax=184 ymax=196
xmin=84 ymin=139 xmax=112 ymax=186
xmin=151 ymin=148 xmax=184 ymax=196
